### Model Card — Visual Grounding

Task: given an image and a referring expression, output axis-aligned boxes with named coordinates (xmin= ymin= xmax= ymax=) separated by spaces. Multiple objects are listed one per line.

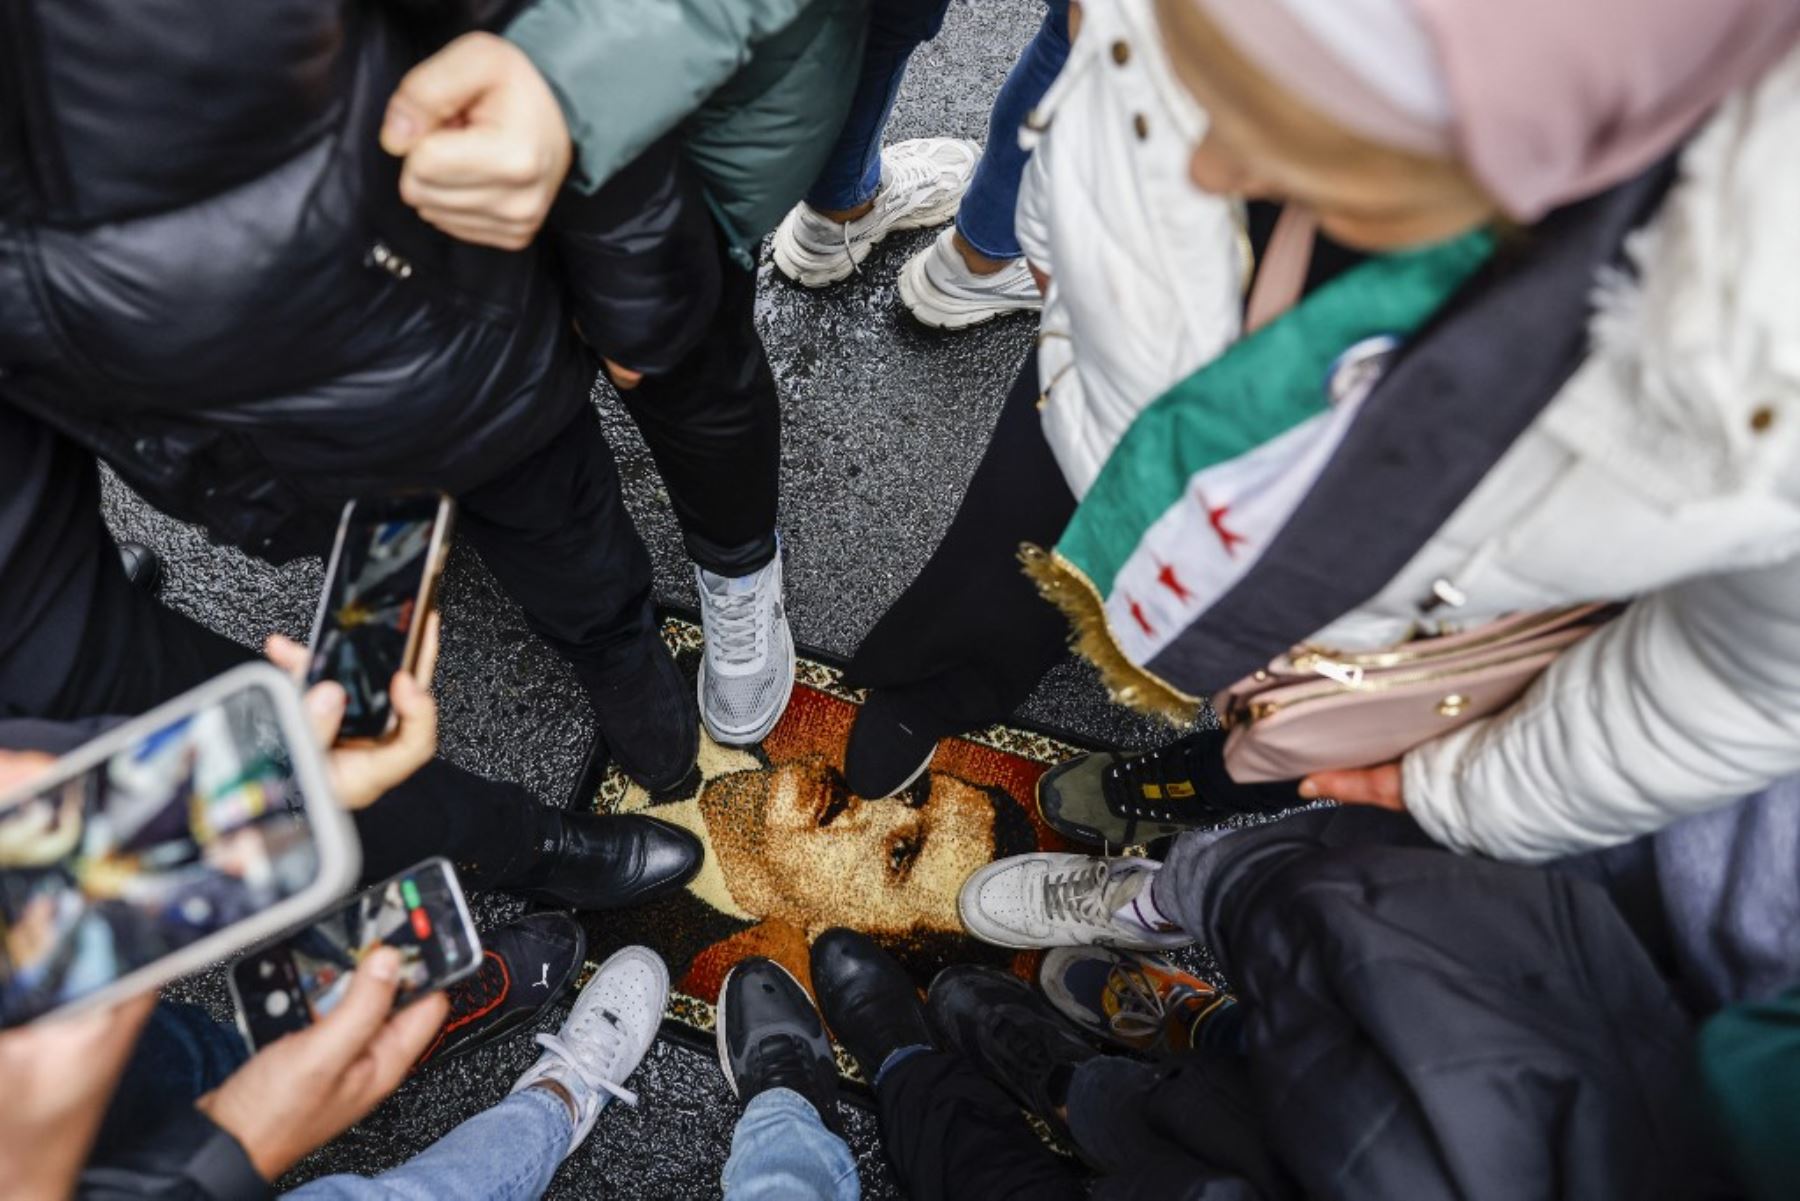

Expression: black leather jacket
xmin=0 ymin=0 xmax=702 ymax=563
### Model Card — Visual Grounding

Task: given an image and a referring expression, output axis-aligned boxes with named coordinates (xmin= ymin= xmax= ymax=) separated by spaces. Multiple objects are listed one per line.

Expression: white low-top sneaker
xmin=510 ymin=946 xmax=669 ymax=1158
xmin=771 ymin=138 xmax=979 ymax=287
xmin=957 ymin=852 xmax=1193 ymax=951
xmin=696 ymin=549 xmax=796 ymax=747
xmin=897 ymin=227 xmax=1043 ymax=330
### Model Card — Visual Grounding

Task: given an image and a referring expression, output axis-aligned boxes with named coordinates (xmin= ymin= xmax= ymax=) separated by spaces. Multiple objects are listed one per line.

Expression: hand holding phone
xmin=267 ymin=613 xmax=440 ymax=811
xmin=0 ymin=664 xmax=358 ymax=1029
xmin=201 ymin=946 xmax=447 ymax=1181
xmin=230 ymin=857 xmax=479 ymax=1052
xmin=307 ymin=494 xmax=455 ymax=746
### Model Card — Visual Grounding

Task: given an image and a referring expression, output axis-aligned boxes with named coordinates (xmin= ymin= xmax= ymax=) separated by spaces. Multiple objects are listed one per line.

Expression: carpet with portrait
xmin=570 ymin=612 xmax=1091 ymax=1088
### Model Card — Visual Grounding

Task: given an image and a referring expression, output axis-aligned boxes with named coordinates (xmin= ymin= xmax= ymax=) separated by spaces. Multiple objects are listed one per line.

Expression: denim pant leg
xmin=805 ymin=0 xmax=955 ymax=211
xmin=722 ymin=1088 xmax=861 ymax=1201
xmin=94 ymin=1002 xmax=249 ymax=1157
xmin=285 ymin=1088 xmax=573 ymax=1201
xmin=955 ymin=0 xmax=1072 ymax=259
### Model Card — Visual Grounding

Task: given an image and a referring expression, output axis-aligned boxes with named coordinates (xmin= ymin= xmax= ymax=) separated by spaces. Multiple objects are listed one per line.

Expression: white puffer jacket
xmin=1307 ymin=45 xmax=1800 ymax=862
xmin=1014 ymin=0 xmax=1246 ymax=498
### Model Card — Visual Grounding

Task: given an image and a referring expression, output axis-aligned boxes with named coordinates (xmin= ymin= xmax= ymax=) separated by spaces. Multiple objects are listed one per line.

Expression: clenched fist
xmin=381 ymin=33 xmax=573 ymax=250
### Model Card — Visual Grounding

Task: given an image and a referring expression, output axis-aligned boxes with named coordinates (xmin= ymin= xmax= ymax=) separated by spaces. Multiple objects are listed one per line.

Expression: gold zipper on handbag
xmin=1235 ymin=642 xmax=1565 ymax=724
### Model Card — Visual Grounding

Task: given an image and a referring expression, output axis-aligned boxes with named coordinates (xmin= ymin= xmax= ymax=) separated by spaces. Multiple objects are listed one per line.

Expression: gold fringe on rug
xmin=1018 ymin=543 xmax=1202 ymax=726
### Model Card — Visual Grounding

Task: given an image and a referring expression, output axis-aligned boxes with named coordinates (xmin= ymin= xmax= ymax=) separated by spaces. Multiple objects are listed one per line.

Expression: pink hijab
xmin=1192 ymin=0 xmax=1800 ymax=220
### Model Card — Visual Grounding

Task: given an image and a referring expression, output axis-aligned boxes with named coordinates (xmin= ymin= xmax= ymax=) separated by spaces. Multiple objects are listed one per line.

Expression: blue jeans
xmin=287 ymin=1088 xmax=574 ymax=1201
xmin=804 ymin=0 xmax=1071 ymax=261
xmin=722 ymin=1088 xmax=860 ymax=1201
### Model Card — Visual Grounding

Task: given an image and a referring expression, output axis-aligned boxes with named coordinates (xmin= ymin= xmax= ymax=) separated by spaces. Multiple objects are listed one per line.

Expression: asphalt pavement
xmin=102 ymin=2 xmax=1172 ymax=1193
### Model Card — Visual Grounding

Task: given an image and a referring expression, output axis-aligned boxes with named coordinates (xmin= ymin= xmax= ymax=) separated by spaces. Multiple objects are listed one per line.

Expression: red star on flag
xmin=1128 ymin=596 xmax=1156 ymax=637
xmin=1156 ymin=562 xmax=1193 ymax=603
xmin=1196 ymin=489 xmax=1248 ymax=557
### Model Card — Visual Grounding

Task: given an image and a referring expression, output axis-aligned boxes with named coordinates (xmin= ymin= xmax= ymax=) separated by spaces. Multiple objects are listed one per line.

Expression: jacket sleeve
xmin=506 ymin=0 xmax=816 ymax=195
xmin=79 ymin=1109 xmax=270 ymax=1201
xmin=1402 ymin=551 xmax=1800 ymax=862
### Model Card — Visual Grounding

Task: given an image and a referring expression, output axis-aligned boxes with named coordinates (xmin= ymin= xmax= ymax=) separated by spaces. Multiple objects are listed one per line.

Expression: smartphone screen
xmin=232 ymin=858 xmax=477 ymax=1049
xmin=306 ymin=495 xmax=449 ymax=741
xmin=0 ymin=670 xmax=344 ymax=1027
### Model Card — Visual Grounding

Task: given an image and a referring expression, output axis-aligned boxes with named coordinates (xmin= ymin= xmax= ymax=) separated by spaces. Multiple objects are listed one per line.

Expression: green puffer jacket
xmin=508 ymin=0 xmax=868 ymax=268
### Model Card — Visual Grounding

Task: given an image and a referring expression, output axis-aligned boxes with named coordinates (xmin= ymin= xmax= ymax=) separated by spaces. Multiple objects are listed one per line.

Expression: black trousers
xmin=33 ymin=492 xmax=547 ymax=892
xmin=846 ymin=354 xmax=1074 ymax=731
xmin=877 ymin=1049 xmax=1084 ymax=1201
xmin=458 ymin=402 xmax=659 ymax=703
xmin=553 ymin=134 xmax=781 ymax=579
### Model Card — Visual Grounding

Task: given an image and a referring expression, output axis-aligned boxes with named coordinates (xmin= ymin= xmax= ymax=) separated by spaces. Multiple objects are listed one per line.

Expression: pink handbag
xmin=1214 ymin=605 xmax=1616 ymax=783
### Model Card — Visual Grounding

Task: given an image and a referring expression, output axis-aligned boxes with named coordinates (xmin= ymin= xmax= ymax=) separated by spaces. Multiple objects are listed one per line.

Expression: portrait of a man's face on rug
xmin=575 ymin=616 xmax=1081 ymax=1079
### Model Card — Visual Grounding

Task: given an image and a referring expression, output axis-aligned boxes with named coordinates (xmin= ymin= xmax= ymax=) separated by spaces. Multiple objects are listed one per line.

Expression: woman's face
xmin=698 ymin=757 xmax=997 ymax=937
xmin=1155 ymin=0 xmax=1498 ymax=251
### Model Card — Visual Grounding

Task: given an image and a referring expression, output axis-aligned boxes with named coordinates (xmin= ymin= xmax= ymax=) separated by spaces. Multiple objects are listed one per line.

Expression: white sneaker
xmin=696 ymin=548 xmax=795 ymax=746
xmin=898 ymin=227 xmax=1043 ymax=330
xmin=957 ymin=853 xmax=1193 ymax=951
xmin=510 ymin=946 xmax=668 ymax=1158
xmin=770 ymin=138 xmax=979 ymax=287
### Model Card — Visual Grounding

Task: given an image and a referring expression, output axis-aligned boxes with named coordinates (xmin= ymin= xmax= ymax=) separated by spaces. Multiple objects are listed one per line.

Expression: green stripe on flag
xmin=1058 ymin=229 xmax=1494 ymax=599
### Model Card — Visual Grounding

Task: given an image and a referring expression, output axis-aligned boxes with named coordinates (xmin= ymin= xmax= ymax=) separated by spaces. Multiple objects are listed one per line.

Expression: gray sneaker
xmin=696 ymin=549 xmax=796 ymax=746
xmin=957 ymin=852 xmax=1193 ymax=951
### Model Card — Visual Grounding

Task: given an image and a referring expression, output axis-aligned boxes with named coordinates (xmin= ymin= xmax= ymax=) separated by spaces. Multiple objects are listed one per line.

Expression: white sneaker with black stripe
xmin=771 ymin=138 xmax=979 ymax=287
xmin=696 ymin=547 xmax=796 ymax=747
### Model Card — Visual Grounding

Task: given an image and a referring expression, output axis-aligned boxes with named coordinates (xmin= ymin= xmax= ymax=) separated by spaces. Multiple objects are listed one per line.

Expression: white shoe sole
xmin=698 ymin=619 xmax=797 ymax=747
xmin=898 ymin=252 xmax=1043 ymax=330
xmin=713 ymin=957 xmax=813 ymax=1100
xmin=771 ymin=161 xmax=974 ymax=288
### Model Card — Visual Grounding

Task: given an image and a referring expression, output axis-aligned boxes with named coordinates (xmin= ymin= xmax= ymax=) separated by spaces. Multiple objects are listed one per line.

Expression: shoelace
xmin=836 ymin=149 xmax=952 ymax=276
xmin=1103 ymin=747 xmax=1208 ymax=820
xmin=1101 ymin=959 xmax=1170 ymax=1044
xmin=1042 ymin=860 xmax=1113 ymax=930
xmin=534 ymin=1022 xmax=639 ymax=1108
xmin=704 ymin=581 xmax=766 ymax=669
xmin=748 ymin=1033 xmax=828 ymax=1097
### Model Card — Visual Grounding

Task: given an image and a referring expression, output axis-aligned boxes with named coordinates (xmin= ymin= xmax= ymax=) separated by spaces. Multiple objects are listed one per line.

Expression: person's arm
xmin=1400 ymin=552 xmax=1800 ymax=862
xmin=505 ymin=0 xmax=817 ymax=194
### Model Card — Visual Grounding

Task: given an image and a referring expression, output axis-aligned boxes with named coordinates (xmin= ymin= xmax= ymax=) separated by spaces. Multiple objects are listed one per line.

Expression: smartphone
xmin=306 ymin=493 xmax=455 ymax=744
xmin=229 ymin=857 xmax=478 ymax=1050
xmin=0 ymin=663 xmax=359 ymax=1028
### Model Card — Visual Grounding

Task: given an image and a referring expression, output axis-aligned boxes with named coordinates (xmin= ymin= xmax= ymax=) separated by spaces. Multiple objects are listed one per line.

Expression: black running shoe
xmin=812 ymin=928 xmax=932 ymax=1081
xmin=926 ymin=965 xmax=1097 ymax=1130
xmin=417 ymin=912 xmax=585 ymax=1067
xmin=716 ymin=958 xmax=841 ymax=1131
xmin=1037 ymin=729 xmax=1300 ymax=848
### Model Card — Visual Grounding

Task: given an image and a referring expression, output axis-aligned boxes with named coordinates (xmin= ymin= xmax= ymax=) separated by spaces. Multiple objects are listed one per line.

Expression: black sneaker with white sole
xmin=716 ymin=957 xmax=842 ymax=1131
xmin=417 ymin=912 xmax=586 ymax=1067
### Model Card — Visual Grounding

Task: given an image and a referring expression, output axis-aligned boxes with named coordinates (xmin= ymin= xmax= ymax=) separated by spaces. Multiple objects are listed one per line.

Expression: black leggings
xmin=846 ymin=354 xmax=1074 ymax=731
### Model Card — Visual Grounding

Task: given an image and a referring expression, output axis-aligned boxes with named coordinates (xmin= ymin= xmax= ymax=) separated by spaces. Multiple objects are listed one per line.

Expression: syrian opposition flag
xmin=1025 ymin=229 xmax=1493 ymax=721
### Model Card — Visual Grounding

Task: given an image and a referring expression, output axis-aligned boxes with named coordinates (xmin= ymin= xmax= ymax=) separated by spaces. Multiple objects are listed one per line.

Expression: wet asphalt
xmin=101 ymin=1 xmax=1176 ymax=1194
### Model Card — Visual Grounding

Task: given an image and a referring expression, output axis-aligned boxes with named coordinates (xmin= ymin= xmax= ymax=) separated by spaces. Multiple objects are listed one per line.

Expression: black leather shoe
xmin=418 ymin=912 xmax=586 ymax=1067
xmin=591 ymin=627 xmax=699 ymax=799
xmin=717 ymin=957 xmax=841 ymax=1130
xmin=812 ymin=927 xmax=931 ymax=1081
xmin=509 ymin=811 xmax=701 ymax=911
xmin=927 ymin=965 xmax=1097 ymax=1129
xmin=843 ymin=690 xmax=946 ymax=799
xmin=118 ymin=541 xmax=163 ymax=595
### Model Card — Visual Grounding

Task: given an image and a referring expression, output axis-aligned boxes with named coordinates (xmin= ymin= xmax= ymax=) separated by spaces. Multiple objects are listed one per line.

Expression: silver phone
xmin=0 ymin=662 xmax=361 ymax=1027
